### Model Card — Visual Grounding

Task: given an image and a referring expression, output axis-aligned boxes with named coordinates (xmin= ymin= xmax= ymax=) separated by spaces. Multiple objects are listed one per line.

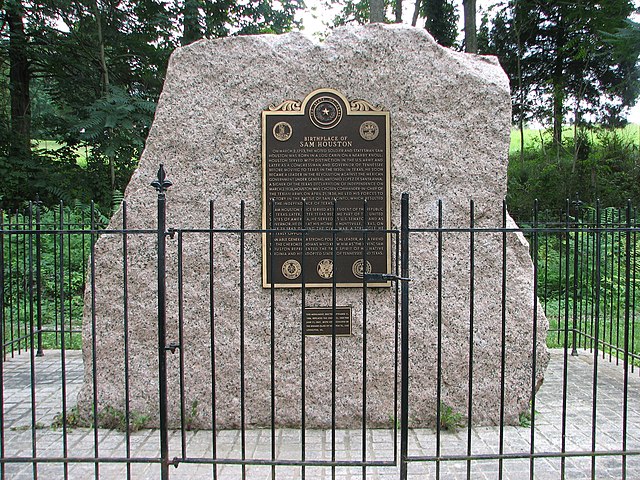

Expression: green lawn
xmin=33 ymin=140 xmax=91 ymax=167
xmin=509 ymin=124 xmax=640 ymax=155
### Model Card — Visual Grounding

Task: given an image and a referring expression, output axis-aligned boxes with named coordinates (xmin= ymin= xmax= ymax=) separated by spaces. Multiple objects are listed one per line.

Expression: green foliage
xmin=98 ymin=406 xmax=150 ymax=433
xmin=2 ymin=202 xmax=107 ymax=353
xmin=51 ymin=406 xmax=150 ymax=432
xmin=529 ymin=203 xmax=640 ymax=363
xmin=507 ymin=127 xmax=640 ymax=220
xmin=51 ymin=406 xmax=91 ymax=430
xmin=328 ymin=0 xmax=397 ymax=26
xmin=0 ymin=0 xmax=304 ymax=210
xmin=518 ymin=402 xmax=537 ymax=428
xmin=487 ymin=0 xmax=639 ymax=136
xmin=438 ymin=402 xmax=463 ymax=432
xmin=186 ymin=400 xmax=200 ymax=431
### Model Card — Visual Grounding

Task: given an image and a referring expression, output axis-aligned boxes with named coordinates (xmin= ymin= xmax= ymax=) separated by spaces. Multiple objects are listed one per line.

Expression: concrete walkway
xmin=1 ymin=349 xmax=639 ymax=479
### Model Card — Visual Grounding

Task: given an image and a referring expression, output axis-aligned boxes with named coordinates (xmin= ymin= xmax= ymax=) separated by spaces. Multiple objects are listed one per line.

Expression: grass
xmin=545 ymin=312 xmax=640 ymax=367
xmin=33 ymin=139 xmax=91 ymax=167
xmin=509 ymin=124 xmax=640 ymax=155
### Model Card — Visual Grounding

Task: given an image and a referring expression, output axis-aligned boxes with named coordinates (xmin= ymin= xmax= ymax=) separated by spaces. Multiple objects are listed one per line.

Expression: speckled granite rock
xmin=77 ymin=24 xmax=549 ymax=429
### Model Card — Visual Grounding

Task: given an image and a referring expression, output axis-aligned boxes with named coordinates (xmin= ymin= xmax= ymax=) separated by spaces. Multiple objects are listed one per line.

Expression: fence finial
xmin=151 ymin=164 xmax=172 ymax=194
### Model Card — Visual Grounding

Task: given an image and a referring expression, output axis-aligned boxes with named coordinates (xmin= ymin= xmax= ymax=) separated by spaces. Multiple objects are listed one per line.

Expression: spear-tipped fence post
xmin=151 ymin=164 xmax=172 ymax=480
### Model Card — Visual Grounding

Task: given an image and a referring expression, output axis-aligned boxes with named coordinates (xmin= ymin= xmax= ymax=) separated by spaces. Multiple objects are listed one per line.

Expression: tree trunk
xmin=552 ymin=83 xmax=563 ymax=151
xmin=411 ymin=0 xmax=422 ymax=27
xmin=552 ymin=17 xmax=565 ymax=150
xmin=370 ymin=0 xmax=384 ymax=23
xmin=91 ymin=0 xmax=115 ymax=190
xmin=7 ymin=0 xmax=31 ymax=159
xmin=395 ymin=0 xmax=402 ymax=23
xmin=463 ymin=0 xmax=477 ymax=53
xmin=91 ymin=0 xmax=109 ymax=94
xmin=516 ymin=25 xmax=524 ymax=164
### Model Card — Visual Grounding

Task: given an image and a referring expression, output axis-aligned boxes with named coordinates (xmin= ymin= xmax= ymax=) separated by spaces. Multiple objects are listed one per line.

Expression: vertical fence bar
xmin=632 ymin=207 xmax=637 ymax=374
xmin=0 ymin=210 xmax=5 ymax=479
xmin=20 ymin=209 xmax=25 ymax=353
xmin=602 ymin=211 xmax=610 ymax=361
xmin=122 ymin=201 xmax=132 ymax=480
xmin=241 ymin=200 xmax=247 ymax=480
xmin=589 ymin=207 xmax=596 ymax=352
xmin=590 ymin=200 xmax=602 ymax=479
xmin=529 ymin=200 xmax=539 ymax=480
xmin=361 ymin=200 xmax=368 ymax=478
xmin=498 ymin=200 xmax=507 ymax=480
xmin=621 ymin=200 xmax=632 ymax=479
xmin=399 ymin=192 xmax=409 ymax=480
xmin=53 ymin=208 xmax=59 ymax=346
xmin=393 ymin=227 xmax=400 ymax=465
xmin=66 ymin=207 xmax=73 ymax=345
xmin=331 ymin=200 xmax=337 ymax=480
xmin=8 ymin=211 xmax=15 ymax=356
xmin=300 ymin=200 xmax=307 ymax=480
xmin=58 ymin=201 xmax=69 ymax=480
xmin=436 ymin=200 xmax=443 ymax=480
xmin=208 ymin=200 xmax=218 ymax=480
xmin=615 ymin=208 xmax=623 ymax=363
xmin=151 ymin=165 xmax=172 ymax=480
xmin=177 ymin=231 xmax=187 ymax=458
xmin=466 ymin=200 xmax=475 ymax=480
xmin=27 ymin=203 xmax=39 ymax=480
xmin=269 ymin=199 xmax=277 ymax=480
xmin=556 ymin=210 xmax=563 ymax=345
xmin=35 ymin=199 xmax=43 ymax=357
xmin=543 ymin=222 xmax=549 ymax=317
xmin=572 ymin=199 xmax=580 ymax=357
xmin=560 ymin=199 xmax=570 ymax=479
xmin=89 ymin=202 xmax=100 ymax=479
xmin=579 ymin=202 xmax=586 ymax=349
xmin=609 ymin=211 xmax=616 ymax=361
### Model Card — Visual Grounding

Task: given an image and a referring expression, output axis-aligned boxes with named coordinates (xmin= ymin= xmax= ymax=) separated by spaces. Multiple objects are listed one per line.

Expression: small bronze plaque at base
xmin=304 ymin=307 xmax=352 ymax=336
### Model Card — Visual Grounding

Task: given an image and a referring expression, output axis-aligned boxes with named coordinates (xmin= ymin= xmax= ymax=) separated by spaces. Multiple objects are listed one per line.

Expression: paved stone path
xmin=1 ymin=349 xmax=639 ymax=479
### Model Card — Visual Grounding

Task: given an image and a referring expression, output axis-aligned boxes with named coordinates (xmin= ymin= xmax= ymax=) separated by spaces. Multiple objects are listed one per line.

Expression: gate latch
xmin=364 ymin=273 xmax=411 ymax=282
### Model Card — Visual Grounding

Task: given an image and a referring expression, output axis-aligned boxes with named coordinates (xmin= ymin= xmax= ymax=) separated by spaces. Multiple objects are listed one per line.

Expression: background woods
xmin=1 ymin=0 xmax=639 ymax=217
xmin=0 ymin=0 xmax=303 ymax=212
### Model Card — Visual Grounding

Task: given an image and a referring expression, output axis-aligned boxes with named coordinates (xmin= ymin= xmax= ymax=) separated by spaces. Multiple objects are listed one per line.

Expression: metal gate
xmin=152 ymin=165 xmax=407 ymax=479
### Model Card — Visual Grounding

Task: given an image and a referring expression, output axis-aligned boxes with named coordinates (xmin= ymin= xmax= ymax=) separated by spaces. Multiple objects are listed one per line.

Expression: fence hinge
xmin=364 ymin=273 xmax=412 ymax=282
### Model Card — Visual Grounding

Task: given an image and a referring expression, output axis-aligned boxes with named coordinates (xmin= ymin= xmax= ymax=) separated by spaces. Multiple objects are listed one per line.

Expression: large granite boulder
xmin=78 ymin=24 xmax=549 ymax=429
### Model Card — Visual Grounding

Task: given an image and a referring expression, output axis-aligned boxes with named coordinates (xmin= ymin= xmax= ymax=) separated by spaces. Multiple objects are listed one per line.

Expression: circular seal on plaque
xmin=359 ymin=121 xmax=379 ymax=141
xmin=309 ymin=96 xmax=343 ymax=130
xmin=352 ymin=259 xmax=372 ymax=279
xmin=281 ymin=259 xmax=302 ymax=280
xmin=316 ymin=259 xmax=334 ymax=279
xmin=273 ymin=122 xmax=292 ymax=141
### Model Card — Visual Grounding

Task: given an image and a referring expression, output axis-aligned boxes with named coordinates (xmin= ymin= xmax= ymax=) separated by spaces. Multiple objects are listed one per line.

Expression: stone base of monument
xmin=77 ymin=24 xmax=548 ymax=430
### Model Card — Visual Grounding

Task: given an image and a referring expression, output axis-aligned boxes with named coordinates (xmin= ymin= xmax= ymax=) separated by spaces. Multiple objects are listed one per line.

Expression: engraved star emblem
xmin=322 ymin=107 xmax=330 ymax=116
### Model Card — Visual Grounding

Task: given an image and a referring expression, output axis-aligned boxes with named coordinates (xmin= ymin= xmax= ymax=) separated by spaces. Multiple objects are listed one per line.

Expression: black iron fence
xmin=1 ymin=169 xmax=639 ymax=479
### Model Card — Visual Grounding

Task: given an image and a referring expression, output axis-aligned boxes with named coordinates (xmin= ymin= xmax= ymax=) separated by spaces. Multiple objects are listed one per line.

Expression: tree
xmin=0 ymin=0 xmax=304 ymax=209
xmin=421 ymin=0 xmax=458 ymax=48
xmin=489 ymin=0 xmax=639 ymax=147
xmin=370 ymin=0 xmax=384 ymax=22
xmin=462 ymin=0 xmax=476 ymax=53
xmin=5 ymin=0 xmax=30 ymax=158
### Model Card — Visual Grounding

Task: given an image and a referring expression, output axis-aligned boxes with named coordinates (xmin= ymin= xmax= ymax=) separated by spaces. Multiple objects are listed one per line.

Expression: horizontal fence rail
xmin=1 ymin=180 xmax=639 ymax=479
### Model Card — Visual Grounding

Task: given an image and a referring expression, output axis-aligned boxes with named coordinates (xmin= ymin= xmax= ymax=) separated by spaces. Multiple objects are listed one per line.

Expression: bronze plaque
xmin=304 ymin=307 xmax=352 ymax=336
xmin=262 ymin=89 xmax=391 ymax=288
